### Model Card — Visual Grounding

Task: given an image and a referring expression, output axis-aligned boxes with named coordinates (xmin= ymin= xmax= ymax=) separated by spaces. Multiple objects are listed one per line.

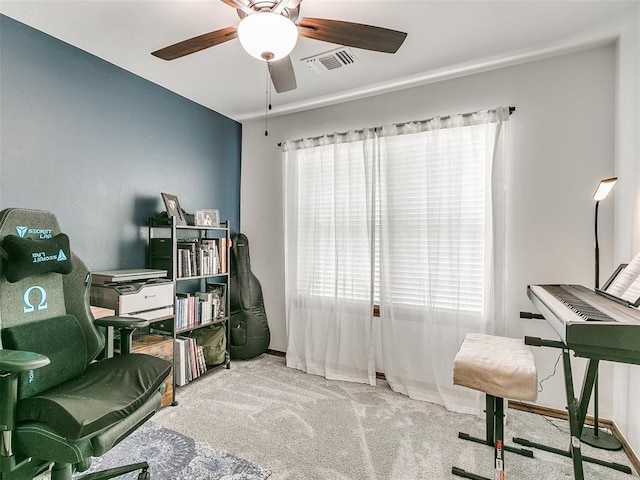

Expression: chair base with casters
xmin=0 ymin=208 xmax=172 ymax=480
xmin=44 ymin=462 xmax=150 ymax=480
xmin=451 ymin=333 xmax=538 ymax=480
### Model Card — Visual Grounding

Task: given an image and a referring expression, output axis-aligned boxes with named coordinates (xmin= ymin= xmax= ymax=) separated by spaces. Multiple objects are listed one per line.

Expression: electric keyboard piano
xmin=520 ymin=284 xmax=640 ymax=479
xmin=527 ymin=284 xmax=640 ymax=365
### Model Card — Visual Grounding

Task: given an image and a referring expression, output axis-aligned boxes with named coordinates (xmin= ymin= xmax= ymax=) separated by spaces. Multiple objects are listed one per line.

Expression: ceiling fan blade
xmin=268 ymin=56 xmax=297 ymax=93
xmin=152 ymin=27 xmax=238 ymax=60
xmin=298 ymin=18 xmax=407 ymax=54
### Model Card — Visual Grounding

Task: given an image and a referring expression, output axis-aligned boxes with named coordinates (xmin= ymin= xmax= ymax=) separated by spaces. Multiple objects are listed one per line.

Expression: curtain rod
xmin=277 ymin=106 xmax=515 ymax=147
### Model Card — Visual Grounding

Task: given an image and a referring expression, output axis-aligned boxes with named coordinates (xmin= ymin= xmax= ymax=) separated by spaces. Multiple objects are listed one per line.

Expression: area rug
xmin=77 ymin=420 xmax=271 ymax=480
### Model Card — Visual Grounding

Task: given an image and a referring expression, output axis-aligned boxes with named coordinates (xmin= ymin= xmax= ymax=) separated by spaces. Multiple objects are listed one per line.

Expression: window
xmin=294 ymin=137 xmax=372 ymax=302
xmin=378 ymin=124 xmax=491 ymax=313
xmin=285 ymin=111 xmax=504 ymax=315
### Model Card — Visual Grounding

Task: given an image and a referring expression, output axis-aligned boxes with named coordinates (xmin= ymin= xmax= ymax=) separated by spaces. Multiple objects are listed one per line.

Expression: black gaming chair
xmin=0 ymin=208 xmax=172 ymax=480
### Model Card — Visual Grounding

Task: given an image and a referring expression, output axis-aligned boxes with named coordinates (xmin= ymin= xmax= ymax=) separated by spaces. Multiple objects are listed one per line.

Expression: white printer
xmin=90 ymin=269 xmax=174 ymax=320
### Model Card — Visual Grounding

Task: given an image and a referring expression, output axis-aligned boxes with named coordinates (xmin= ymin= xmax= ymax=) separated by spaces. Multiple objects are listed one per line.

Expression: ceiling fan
xmin=151 ymin=0 xmax=408 ymax=93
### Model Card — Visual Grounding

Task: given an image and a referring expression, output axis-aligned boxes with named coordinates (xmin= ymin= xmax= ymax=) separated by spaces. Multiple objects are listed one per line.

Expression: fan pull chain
xmin=265 ymin=65 xmax=272 ymax=137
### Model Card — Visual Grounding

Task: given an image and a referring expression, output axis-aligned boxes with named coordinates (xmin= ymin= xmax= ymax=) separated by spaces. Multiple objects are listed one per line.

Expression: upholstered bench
xmin=452 ymin=333 xmax=538 ymax=480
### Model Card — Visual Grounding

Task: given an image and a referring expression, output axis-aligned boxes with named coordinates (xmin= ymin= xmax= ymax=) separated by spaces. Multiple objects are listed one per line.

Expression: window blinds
xmin=378 ymin=125 xmax=491 ymax=312
xmin=284 ymin=108 xmax=507 ymax=314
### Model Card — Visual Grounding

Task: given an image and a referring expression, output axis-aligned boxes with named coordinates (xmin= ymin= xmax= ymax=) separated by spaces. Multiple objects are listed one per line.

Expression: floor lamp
xmin=581 ymin=176 xmax=622 ymax=450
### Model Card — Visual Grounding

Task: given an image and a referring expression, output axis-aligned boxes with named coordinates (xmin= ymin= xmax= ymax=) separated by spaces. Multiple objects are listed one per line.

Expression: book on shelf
xmin=176 ymin=248 xmax=189 ymax=278
xmin=175 ymin=336 xmax=203 ymax=384
xmin=196 ymin=291 xmax=213 ymax=324
xmin=220 ymin=238 xmax=228 ymax=273
xmin=188 ymin=336 xmax=197 ymax=380
xmin=174 ymin=238 xmax=227 ymax=278
xmin=196 ymin=345 xmax=208 ymax=375
xmin=177 ymin=240 xmax=198 ymax=278
xmin=173 ymin=338 xmax=188 ymax=387
xmin=175 ymin=293 xmax=190 ymax=330
xmin=219 ymin=238 xmax=227 ymax=274
xmin=175 ymin=291 xmax=217 ymax=329
xmin=199 ymin=239 xmax=220 ymax=276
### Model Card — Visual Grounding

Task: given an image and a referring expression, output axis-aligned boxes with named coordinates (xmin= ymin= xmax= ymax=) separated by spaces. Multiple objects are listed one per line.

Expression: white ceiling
xmin=1 ymin=0 xmax=637 ymax=122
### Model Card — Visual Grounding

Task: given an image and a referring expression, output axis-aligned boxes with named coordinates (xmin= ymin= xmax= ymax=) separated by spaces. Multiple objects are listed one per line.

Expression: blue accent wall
xmin=0 ymin=14 xmax=241 ymax=270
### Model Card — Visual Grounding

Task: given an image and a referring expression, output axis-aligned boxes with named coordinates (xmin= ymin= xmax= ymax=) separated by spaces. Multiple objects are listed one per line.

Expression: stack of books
xmin=176 ymin=238 xmax=226 ymax=278
xmin=173 ymin=336 xmax=207 ymax=386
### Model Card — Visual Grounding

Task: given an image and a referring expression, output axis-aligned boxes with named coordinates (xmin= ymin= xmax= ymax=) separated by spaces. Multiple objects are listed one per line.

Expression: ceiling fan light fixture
xmin=238 ymin=12 xmax=298 ymax=62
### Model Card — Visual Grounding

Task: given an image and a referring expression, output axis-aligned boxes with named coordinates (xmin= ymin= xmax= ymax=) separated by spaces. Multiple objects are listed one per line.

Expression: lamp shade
xmin=593 ymin=177 xmax=617 ymax=201
xmin=237 ymin=12 xmax=298 ymax=62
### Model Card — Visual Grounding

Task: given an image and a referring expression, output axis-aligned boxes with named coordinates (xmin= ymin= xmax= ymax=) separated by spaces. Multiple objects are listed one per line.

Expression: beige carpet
xmin=154 ymin=354 xmax=636 ymax=480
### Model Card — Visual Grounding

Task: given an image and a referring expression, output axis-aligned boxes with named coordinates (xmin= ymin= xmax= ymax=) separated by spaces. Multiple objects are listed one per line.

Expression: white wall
xmin=241 ymin=18 xmax=639 ymax=455
xmin=613 ymin=3 xmax=640 ymax=460
xmin=242 ymin=43 xmax=614 ymax=395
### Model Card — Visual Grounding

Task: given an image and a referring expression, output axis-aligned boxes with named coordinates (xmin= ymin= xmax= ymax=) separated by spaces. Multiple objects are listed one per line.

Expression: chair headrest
xmin=2 ymin=233 xmax=72 ymax=283
xmin=0 ymin=209 xmax=71 ymax=282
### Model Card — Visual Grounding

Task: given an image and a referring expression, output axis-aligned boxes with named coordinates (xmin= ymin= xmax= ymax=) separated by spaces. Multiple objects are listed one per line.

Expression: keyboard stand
xmin=513 ymin=337 xmax=632 ymax=479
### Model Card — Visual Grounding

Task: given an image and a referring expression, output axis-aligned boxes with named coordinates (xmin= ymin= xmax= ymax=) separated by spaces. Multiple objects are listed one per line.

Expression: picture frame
xmin=195 ymin=209 xmax=220 ymax=227
xmin=207 ymin=282 xmax=227 ymax=319
xmin=161 ymin=192 xmax=186 ymax=226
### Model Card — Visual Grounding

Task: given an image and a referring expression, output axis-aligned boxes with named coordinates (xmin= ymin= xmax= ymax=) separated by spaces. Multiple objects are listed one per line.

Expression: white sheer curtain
xmin=283 ymin=130 xmax=377 ymax=385
xmin=282 ymin=108 xmax=509 ymax=412
xmin=377 ymin=109 xmax=508 ymax=413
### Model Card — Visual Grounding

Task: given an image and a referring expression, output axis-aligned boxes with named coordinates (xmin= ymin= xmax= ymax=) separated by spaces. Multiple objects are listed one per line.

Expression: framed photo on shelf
xmin=195 ymin=209 xmax=220 ymax=227
xmin=161 ymin=192 xmax=186 ymax=226
xmin=207 ymin=282 xmax=227 ymax=319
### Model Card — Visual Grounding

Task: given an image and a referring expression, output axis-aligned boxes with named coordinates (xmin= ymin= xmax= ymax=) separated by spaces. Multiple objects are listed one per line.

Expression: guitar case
xmin=228 ymin=233 xmax=270 ymax=359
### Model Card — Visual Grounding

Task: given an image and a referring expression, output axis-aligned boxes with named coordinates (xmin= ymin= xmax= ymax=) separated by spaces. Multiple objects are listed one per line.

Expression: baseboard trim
xmin=510 ymin=401 xmax=639 ymax=475
xmin=267 ymin=350 xmax=388 ymax=378
xmin=266 ymin=349 xmax=286 ymax=358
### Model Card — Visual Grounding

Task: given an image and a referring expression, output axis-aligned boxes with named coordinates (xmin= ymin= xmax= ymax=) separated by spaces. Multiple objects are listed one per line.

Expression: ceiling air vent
xmin=302 ymin=47 xmax=359 ymax=73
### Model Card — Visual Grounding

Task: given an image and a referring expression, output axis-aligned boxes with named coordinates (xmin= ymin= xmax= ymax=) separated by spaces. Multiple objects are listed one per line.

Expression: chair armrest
xmin=94 ymin=316 xmax=148 ymax=355
xmin=0 ymin=351 xmax=50 ymax=436
xmin=94 ymin=316 xmax=149 ymax=329
xmin=0 ymin=350 xmax=50 ymax=373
